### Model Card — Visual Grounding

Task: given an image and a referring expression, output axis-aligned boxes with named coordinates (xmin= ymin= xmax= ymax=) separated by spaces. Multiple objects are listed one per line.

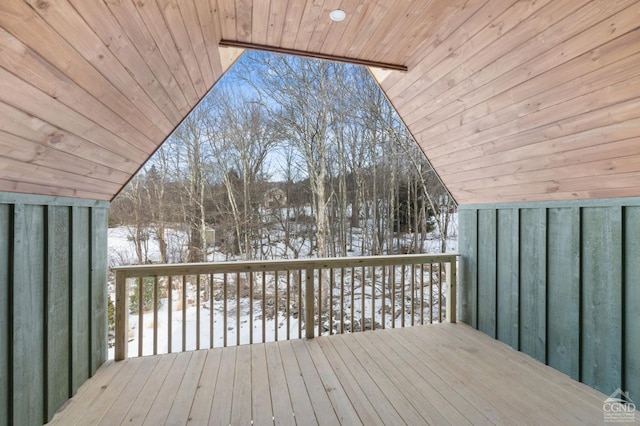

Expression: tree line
xmin=109 ymin=52 xmax=455 ymax=265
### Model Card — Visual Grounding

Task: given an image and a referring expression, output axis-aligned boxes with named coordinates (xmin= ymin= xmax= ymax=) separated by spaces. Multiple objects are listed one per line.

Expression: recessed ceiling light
xmin=329 ymin=9 xmax=346 ymax=22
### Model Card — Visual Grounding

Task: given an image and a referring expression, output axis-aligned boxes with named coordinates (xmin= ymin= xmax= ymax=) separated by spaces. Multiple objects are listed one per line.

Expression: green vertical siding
xmin=546 ymin=207 xmax=580 ymax=380
xmin=13 ymin=205 xmax=45 ymax=425
xmin=496 ymin=209 xmax=518 ymax=349
xmin=46 ymin=206 xmax=71 ymax=419
xmin=0 ymin=193 xmax=109 ymax=426
xmin=624 ymin=207 xmax=640 ymax=403
xmin=459 ymin=199 xmax=640 ymax=398
xmin=518 ymin=209 xmax=546 ymax=362
xmin=0 ymin=205 xmax=9 ymax=426
xmin=477 ymin=210 xmax=496 ymax=338
xmin=458 ymin=209 xmax=477 ymax=327
xmin=581 ymin=207 xmax=622 ymax=393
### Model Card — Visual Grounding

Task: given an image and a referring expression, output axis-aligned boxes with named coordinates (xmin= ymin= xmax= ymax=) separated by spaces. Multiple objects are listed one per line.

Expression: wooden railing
xmin=113 ymin=253 xmax=458 ymax=360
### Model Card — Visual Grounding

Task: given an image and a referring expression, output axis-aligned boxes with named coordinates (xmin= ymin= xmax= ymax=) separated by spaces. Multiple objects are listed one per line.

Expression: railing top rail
xmin=112 ymin=253 xmax=460 ymax=278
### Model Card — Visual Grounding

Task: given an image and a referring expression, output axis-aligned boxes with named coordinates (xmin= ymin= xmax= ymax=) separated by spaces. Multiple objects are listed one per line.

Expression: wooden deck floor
xmin=49 ymin=323 xmax=611 ymax=425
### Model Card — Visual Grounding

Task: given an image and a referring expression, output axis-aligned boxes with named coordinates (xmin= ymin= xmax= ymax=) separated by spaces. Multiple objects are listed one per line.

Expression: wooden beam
xmin=219 ymin=40 xmax=408 ymax=71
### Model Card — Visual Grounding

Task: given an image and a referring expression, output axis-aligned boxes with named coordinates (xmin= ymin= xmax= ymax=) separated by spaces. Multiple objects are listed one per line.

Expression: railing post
xmin=305 ymin=267 xmax=314 ymax=339
xmin=115 ymin=270 xmax=128 ymax=360
xmin=446 ymin=258 xmax=457 ymax=323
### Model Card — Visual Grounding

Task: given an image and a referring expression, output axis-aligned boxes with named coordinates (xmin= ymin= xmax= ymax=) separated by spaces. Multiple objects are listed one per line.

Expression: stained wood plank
xmin=24 ymin=0 xmax=175 ymax=132
xmin=209 ymin=346 xmax=236 ymax=425
xmin=289 ymin=338 xmax=340 ymax=424
xmin=71 ymin=207 xmax=91 ymax=394
xmin=165 ymin=350 xmax=208 ymax=425
xmin=277 ymin=340 xmax=317 ymax=424
xmin=121 ymin=353 xmax=178 ymax=425
xmin=230 ymin=344 xmax=252 ymax=425
xmin=0 ymin=204 xmax=9 ymax=426
xmin=458 ymin=209 xmax=478 ymax=327
xmin=581 ymin=207 xmax=623 ymax=394
xmin=250 ymin=344 xmax=274 ymax=426
xmin=188 ymin=349 xmax=222 ymax=424
xmin=46 ymin=206 xmax=71 ymax=422
xmin=477 ymin=209 xmax=497 ymax=338
xmin=12 ymin=204 xmax=45 ymax=426
xmin=263 ymin=342 xmax=296 ymax=426
xmin=303 ymin=338 xmax=362 ymax=425
xmin=0 ymin=0 xmax=166 ymax=143
xmin=518 ymin=208 xmax=546 ymax=362
xmin=496 ymin=208 xmax=519 ymax=349
xmin=624 ymin=206 xmax=640 ymax=402
xmin=177 ymin=0 xmax=216 ymax=90
xmin=142 ymin=351 xmax=194 ymax=425
xmin=547 ymin=207 xmax=580 ymax=380
xmin=91 ymin=208 xmax=108 ymax=374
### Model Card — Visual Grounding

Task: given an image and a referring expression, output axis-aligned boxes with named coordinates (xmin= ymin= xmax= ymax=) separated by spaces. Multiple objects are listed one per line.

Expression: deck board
xmin=49 ymin=324 xmax=615 ymax=425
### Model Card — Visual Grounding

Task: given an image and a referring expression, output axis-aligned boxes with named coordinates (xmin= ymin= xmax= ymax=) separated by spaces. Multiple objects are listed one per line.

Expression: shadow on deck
xmin=49 ymin=323 xmax=608 ymax=425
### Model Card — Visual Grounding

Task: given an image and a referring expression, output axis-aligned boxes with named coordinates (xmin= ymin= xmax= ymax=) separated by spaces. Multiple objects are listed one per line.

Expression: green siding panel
xmin=624 ymin=206 xmax=640 ymax=401
xmin=547 ymin=208 xmax=580 ymax=380
xmin=518 ymin=208 xmax=546 ymax=362
xmin=72 ymin=207 xmax=91 ymax=394
xmin=458 ymin=209 xmax=477 ymax=327
xmin=581 ymin=207 xmax=622 ymax=393
xmin=477 ymin=210 xmax=496 ymax=338
xmin=91 ymin=208 xmax=108 ymax=374
xmin=46 ymin=206 xmax=71 ymax=421
xmin=0 ymin=205 xmax=9 ymax=426
xmin=496 ymin=209 xmax=519 ymax=349
xmin=13 ymin=205 xmax=45 ymax=425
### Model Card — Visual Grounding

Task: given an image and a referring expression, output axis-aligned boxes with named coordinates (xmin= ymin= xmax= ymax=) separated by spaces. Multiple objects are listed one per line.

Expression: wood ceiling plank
xmin=325 ymin=0 xmax=371 ymax=57
xmin=382 ymin=0 xmax=495 ymax=97
xmin=370 ymin=0 xmax=444 ymax=66
xmin=0 ymin=102 xmax=138 ymax=174
xmin=194 ymin=0 xmax=224 ymax=78
xmin=445 ymin=137 xmax=640 ymax=186
xmin=342 ymin=0 xmax=399 ymax=60
xmin=423 ymin=71 xmax=640 ymax=160
xmin=320 ymin=0 xmax=363 ymax=56
xmin=0 ymin=179 xmax=111 ymax=201
xmin=396 ymin=0 xmax=564 ymax=116
xmin=0 ymin=131 xmax=130 ymax=185
xmin=68 ymin=0 xmax=183 ymax=124
xmin=104 ymin=0 xmax=191 ymax=115
xmin=419 ymin=30 xmax=640 ymax=143
xmin=250 ymin=0 xmax=270 ymax=46
xmin=156 ymin=0 xmax=208 ymax=94
xmin=431 ymin=100 xmax=640 ymax=171
xmin=357 ymin=0 xmax=429 ymax=64
xmin=452 ymin=170 xmax=640 ymax=201
xmin=293 ymin=0 xmax=327 ymax=52
xmin=305 ymin=0 xmax=342 ymax=54
xmin=0 ymin=27 xmax=157 ymax=155
xmin=265 ymin=0 xmax=287 ymax=46
xmin=0 ymin=156 xmax=121 ymax=196
xmin=279 ymin=0 xmax=305 ymax=48
xmin=401 ymin=0 xmax=638 ymax=129
xmin=0 ymin=0 xmax=166 ymax=143
xmin=24 ymin=0 xmax=174 ymax=134
xmin=0 ymin=67 xmax=149 ymax=165
xmin=177 ymin=0 xmax=216 ymax=89
xmin=214 ymin=0 xmax=238 ymax=41
xmin=131 ymin=0 xmax=200 ymax=106
xmin=235 ymin=0 xmax=252 ymax=43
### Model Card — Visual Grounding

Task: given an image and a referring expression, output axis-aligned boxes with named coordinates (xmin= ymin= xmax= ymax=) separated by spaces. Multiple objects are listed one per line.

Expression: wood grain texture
xmin=546 ymin=207 xmax=580 ymax=380
xmin=624 ymin=206 xmax=640 ymax=402
xmin=477 ymin=209 xmax=497 ymax=338
xmin=0 ymin=0 xmax=638 ymax=202
xmin=91 ymin=208 xmax=108 ymax=375
xmin=12 ymin=204 xmax=45 ymax=425
xmin=496 ymin=208 xmax=518 ymax=349
xmin=458 ymin=209 xmax=477 ymax=327
xmin=581 ymin=207 xmax=622 ymax=394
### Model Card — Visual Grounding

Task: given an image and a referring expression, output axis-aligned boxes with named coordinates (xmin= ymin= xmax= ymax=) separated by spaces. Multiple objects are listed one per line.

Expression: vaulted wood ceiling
xmin=0 ymin=0 xmax=639 ymax=204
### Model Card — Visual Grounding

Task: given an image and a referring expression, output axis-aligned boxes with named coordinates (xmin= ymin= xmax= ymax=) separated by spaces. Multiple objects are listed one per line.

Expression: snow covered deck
xmin=49 ymin=323 xmax=608 ymax=425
